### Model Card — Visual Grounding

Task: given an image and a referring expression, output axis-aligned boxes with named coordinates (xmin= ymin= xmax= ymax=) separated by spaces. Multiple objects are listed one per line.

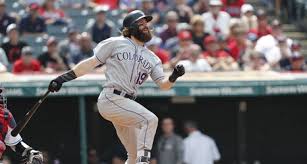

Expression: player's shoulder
xmin=144 ymin=48 xmax=162 ymax=64
xmin=99 ymin=36 xmax=135 ymax=46
xmin=101 ymin=36 xmax=124 ymax=42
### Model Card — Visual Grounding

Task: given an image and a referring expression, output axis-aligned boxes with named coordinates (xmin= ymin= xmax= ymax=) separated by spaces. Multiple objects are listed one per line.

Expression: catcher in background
xmin=0 ymin=86 xmax=43 ymax=164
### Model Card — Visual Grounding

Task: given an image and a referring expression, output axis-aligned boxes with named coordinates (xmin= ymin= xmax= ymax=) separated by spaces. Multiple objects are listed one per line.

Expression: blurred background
xmin=1 ymin=0 xmax=307 ymax=163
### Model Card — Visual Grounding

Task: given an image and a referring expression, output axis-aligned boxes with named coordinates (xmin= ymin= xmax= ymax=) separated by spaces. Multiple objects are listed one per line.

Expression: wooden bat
xmin=11 ymin=88 xmax=52 ymax=137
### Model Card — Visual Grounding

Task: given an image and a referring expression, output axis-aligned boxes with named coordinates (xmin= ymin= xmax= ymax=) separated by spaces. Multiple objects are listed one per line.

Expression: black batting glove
xmin=169 ymin=64 xmax=185 ymax=83
xmin=48 ymin=79 xmax=62 ymax=92
xmin=48 ymin=70 xmax=77 ymax=92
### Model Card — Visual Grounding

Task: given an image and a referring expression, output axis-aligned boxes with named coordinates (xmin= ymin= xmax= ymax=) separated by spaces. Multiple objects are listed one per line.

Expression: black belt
xmin=113 ymin=89 xmax=136 ymax=100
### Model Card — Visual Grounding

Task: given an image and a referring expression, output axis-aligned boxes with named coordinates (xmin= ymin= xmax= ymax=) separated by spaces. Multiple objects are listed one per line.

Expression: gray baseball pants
xmin=97 ymin=88 xmax=158 ymax=164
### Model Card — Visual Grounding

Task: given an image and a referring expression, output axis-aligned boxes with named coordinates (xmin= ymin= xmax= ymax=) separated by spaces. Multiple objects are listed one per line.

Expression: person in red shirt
xmin=146 ymin=36 xmax=170 ymax=67
xmin=89 ymin=0 xmax=119 ymax=10
xmin=256 ymin=9 xmax=272 ymax=38
xmin=203 ymin=35 xmax=239 ymax=71
xmin=12 ymin=46 xmax=41 ymax=74
xmin=222 ymin=0 xmax=245 ymax=18
xmin=228 ymin=27 xmax=249 ymax=61
xmin=38 ymin=0 xmax=68 ymax=25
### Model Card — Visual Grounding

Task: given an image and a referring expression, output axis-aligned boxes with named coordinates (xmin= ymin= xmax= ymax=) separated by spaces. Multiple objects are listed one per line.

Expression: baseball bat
xmin=11 ymin=82 xmax=56 ymax=136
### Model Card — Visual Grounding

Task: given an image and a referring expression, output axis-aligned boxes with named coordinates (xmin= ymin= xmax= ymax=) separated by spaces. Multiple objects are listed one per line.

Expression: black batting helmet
xmin=122 ymin=10 xmax=152 ymax=29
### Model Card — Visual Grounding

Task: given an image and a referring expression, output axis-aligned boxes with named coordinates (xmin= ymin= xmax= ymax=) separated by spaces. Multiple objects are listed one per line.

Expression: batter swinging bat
xmin=11 ymin=82 xmax=56 ymax=136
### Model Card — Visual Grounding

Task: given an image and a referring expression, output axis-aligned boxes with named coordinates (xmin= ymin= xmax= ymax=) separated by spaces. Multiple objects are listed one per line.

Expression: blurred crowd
xmin=0 ymin=0 xmax=306 ymax=75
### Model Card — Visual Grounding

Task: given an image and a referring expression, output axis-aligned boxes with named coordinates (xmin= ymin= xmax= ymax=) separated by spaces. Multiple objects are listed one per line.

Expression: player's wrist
xmin=168 ymin=73 xmax=179 ymax=83
xmin=55 ymin=70 xmax=77 ymax=84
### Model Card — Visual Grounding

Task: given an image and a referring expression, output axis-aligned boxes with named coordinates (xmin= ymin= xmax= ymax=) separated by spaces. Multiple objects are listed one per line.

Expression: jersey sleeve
xmin=94 ymin=38 xmax=115 ymax=64
xmin=5 ymin=112 xmax=22 ymax=146
xmin=150 ymin=61 xmax=165 ymax=83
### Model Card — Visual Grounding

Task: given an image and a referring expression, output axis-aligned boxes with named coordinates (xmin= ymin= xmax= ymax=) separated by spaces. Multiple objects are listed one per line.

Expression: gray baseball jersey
xmin=95 ymin=36 xmax=162 ymax=163
xmin=94 ymin=36 xmax=165 ymax=95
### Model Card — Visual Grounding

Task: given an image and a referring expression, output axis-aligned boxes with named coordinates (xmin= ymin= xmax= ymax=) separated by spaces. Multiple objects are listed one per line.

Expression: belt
xmin=113 ymin=89 xmax=136 ymax=100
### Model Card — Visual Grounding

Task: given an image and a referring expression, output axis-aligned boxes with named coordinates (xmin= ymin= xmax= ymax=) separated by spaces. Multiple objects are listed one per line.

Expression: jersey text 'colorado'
xmin=94 ymin=36 xmax=165 ymax=95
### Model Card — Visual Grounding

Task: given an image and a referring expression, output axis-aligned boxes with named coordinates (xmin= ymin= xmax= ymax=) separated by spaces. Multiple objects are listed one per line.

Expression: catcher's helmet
xmin=123 ymin=10 xmax=152 ymax=29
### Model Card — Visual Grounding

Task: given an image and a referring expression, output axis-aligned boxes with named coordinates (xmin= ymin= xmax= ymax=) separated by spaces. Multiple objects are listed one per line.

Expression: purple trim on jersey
xmin=150 ymin=62 xmax=161 ymax=74
xmin=153 ymin=76 xmax=165 ymax=82
xmin=94 ymin=54 xmax=105 ymax=64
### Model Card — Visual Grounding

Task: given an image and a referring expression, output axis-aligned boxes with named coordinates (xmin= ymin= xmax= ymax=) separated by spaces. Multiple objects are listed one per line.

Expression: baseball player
xmin=48 ymin=10 xmax=185 ymax=164
xmin=0 ymin=86 xmax=43 ymax=164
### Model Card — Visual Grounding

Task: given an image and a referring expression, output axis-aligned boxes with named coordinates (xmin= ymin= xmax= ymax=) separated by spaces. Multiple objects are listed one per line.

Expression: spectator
xmin=178 ymin=44 xmax=212 ymax=72
xmin=280 ymin=40 xmax=301 ymax=69
xmin=12 ymin=46 xmax=41 ymax=73
xmin=141 ymin=0 xmax=160 ymax=26
xmin=71 ymin=32 xmax=95 ymax=64
xmin=172 ymin=0 xmax=194 ymax=23
xmin=203 ymin=35 xmax=239 ymax=71
xmin=190 ymin=15 xmax=210 ymax=50
xmin=1 ymin=24 xmax=28 ymax=64
xmin=202 ymin=0 xmax=231 ymax=37
xmin=38 ymin=0 xmax=69 ymax=25
xmin=90 ymin=6 xmax=112 ymax=44
xmin=146 ymin=36 xmax=170 ymax=69
xmin=255 ymin=19 xmax=292 ymax=66
xmin=38 ymin=37 xmax=69 ymax=73
xmin=228 ymin=26 xmax=251 ymax=62
xmin=183 ymin=121 xmax=220 ymax=164
xmin=284 ymin=54 xmax=307 ymax=72
xmin=240 ymin=30 xmax=258 ymax=67
xmin=222 ymin=0 xmax=244 ymax=18
xmin=89 ymin=0 xmax=119 ymax=10
xmin=164 ymin=22 xmax=191 ymax=51
xmin=240 ymin=4 xmax=257 ymax=31
xmin=0 ymin=48 xmax=8 ymax=69
xmin=217 ymin=34 xmax=231 ymax=55
xmin=58 ymin=27 xmax=80 ymax=63
xmin=0 ymin=0 xmax=16 ymax=35
xmin=227 ymin=19 xmax=241 ymax=44
xmin=19 ymin=3 xmax=47 ymax=35
xmin=19 ymin=0 xmax=45 ymax=6
xmin=170 ymin=30 xmax=193 ymax=66
xmin=243 ymin=50 xmax=270 ymax=71
xmin=159 ymin=11 xmax=179 ymax=44
xmin=193 ymin=0 xmax=209 ymax=14
xmin=151 ymin=117 xmax=184 ymax=164
xmin=256 ymin=9 xmax=271 ymax=38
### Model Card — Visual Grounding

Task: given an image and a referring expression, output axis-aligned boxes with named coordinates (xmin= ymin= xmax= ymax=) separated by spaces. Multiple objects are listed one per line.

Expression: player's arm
xmin=48 ymin=56 xmax=101 ymax=92
xmin=48 ymin=37 xmax=114 ymax=92
xmin=157 ymin=65 xmax=185 ymax=90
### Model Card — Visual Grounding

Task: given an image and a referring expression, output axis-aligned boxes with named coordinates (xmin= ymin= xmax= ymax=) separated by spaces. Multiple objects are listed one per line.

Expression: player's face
xmin=133 ymin=18 xmax=152 ymax=43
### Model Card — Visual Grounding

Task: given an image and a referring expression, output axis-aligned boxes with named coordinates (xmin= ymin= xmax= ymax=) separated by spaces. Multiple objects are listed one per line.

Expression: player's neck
xmin=131 ymin=36 xmax=145 ymax=46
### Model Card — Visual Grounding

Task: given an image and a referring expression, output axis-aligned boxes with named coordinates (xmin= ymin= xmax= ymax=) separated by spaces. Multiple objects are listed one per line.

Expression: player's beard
xmin=133 ymin=27 xmax=152 ymax=43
